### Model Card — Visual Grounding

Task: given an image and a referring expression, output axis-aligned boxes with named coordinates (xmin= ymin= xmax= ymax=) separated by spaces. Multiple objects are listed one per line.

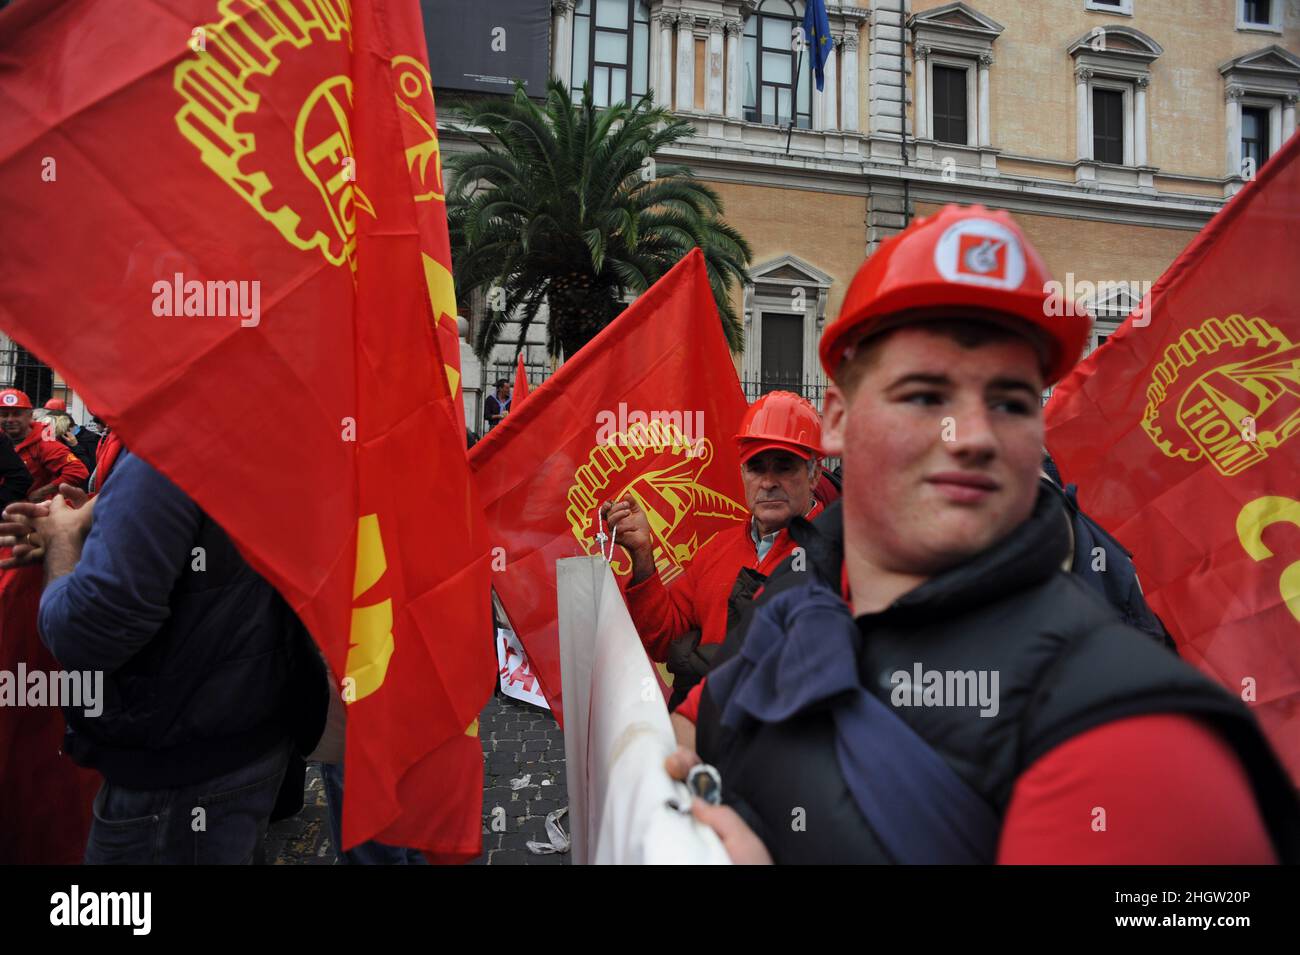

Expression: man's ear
xmin=821 ymin=385 xmax=848 ymax=457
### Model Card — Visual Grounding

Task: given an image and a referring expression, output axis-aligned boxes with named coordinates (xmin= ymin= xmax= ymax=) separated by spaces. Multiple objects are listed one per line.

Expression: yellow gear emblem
xmin=346 ymin=513 xmax=393 ymax=702
xmin=565 ymin=419 xmax=748 ymax=584
xmin=1143 ymin=315 xmax=1300 ymax=477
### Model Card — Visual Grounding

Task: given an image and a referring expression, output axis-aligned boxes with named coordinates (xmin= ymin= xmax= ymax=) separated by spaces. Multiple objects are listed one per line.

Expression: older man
xmin=602 ymin=391 xmax=822 ymax=710
xmin=679 ymin=205 xmax=1300 ymax=864
xmin=0 ymin=388 xmax=88 ymax=500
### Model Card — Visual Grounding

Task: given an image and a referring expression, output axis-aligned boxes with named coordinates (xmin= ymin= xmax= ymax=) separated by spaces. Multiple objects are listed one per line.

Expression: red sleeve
xmin=623 ymin=559 xmax=704 ymax=663
xmin=675 ymin=678 xmax=705 ymax=724
xmin=41 ymin=440 xmax=88 ymax=487
xmin=93 ymin=432 xmax=122 ymax=490
xmin=997 ymin=713 xmax=1277 ymax=864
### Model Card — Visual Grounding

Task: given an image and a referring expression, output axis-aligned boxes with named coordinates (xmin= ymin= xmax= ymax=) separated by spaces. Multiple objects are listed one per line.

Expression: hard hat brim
xmin=822 ymin=300 xmax=1089 ymax=387
xmin=737 ymin=439 xmax=818 ymax=465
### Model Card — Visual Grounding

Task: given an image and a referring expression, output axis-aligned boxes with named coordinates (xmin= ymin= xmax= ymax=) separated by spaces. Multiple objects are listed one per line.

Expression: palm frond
xmin=449 ymin=77 xmax=752 ymax=359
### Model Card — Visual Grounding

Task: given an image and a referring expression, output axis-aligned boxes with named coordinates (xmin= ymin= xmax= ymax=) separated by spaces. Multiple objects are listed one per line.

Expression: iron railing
xmin=482 ymin=362 xmax=841 ymax=470
xmin=487 ymin=363 xmax=834 ymax=411
xmin=0 ymin=339 xmax=66 ymax=407
xmin=738 ymin=376 xmax=832 ymax=411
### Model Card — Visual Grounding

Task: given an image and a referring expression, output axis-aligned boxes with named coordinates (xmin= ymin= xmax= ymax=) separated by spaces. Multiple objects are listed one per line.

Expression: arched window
xmin=572 ymin=0 xmax=651 ymax=106
xmin=743 ymin=0 xmax=812 ymax=128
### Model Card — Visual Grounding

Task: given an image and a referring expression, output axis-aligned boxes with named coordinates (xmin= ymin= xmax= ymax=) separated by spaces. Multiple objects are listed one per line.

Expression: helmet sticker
xmin=934 ymin=219 xmax=1026 ymax=290
xmin=2 ymin=394 xmax=17 ymax=406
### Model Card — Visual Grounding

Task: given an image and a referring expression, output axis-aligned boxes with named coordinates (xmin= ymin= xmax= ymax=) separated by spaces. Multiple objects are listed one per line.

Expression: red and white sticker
xmin=934 ymin=218 xmax=1026 ymax=290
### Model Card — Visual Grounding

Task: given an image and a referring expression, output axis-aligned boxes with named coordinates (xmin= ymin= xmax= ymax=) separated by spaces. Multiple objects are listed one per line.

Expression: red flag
xmin=1045 ymin=134 xmax=1300 ymax=784
xmin=469 ymin=249 xmax=750 ymax=722
xmin=513 ymin=352 xmax=530 ymax=406
xmin=0 ymin=0 xmax=492 ymax=858
xmin=0 ymin=566 xmax=101 ymax=864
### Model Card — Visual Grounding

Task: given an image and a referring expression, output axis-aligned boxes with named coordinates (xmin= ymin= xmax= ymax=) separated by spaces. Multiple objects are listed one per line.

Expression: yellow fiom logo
xmin=174 ymin=0 xmax=375 ymax=271
xmin=388 ymin=53 xmax=463 ymax=398
xmin=347 ymin=514 xmax=394 ymax=703
xmin=391 ymin=55 xmax=444 ymax=203
xmin=565 ymin=420 xmax=748 ymax=584
xmin=1143 ymin=315 xmax=1300 ymax=477
xmin=294 ymin=75 xmax=376 ymax=264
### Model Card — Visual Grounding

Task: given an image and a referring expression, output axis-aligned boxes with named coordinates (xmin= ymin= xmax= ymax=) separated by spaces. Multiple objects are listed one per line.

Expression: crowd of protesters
xmin=2 ymin=205 xmax=1298 ymax=866
xmin=608 ymin=206 xmax=1300 ymax=864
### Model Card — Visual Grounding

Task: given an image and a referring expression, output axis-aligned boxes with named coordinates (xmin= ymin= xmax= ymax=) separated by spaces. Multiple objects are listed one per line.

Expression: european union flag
xmin=802 ymin=0 xmax=833 ymax=93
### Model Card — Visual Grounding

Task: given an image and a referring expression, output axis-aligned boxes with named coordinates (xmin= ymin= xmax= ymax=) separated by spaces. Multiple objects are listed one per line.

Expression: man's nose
xmin=944 ymin=399 xmax=998 ymax=464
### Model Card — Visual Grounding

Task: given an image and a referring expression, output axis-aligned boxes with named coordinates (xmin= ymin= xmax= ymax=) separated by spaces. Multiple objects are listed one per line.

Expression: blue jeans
xmin=320 ymin=762 xmax=427 ymax=865
xmin=84 ymin=740 xmax=291 ymax=865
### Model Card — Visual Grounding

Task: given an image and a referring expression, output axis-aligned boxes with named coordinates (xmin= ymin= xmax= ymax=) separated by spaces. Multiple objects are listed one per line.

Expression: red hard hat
xmin=735 ymin=391 xmax=822 ymax=463
xmin=44 ymin=397 xmax=67 ymax=412
xmin=0 ymin=388 xmax=33 ymax=409
xmin=819 ymin=204 xmax=1090 ymax=386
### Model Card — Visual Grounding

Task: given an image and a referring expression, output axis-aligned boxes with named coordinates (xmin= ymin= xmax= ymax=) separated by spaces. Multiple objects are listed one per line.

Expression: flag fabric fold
xmin=0 ymin=565 xmax=101 ymax=864
xmin=803 ymin=0 xmax=833 ymax=93
xmin=469 ymin=249 xmax=750 ymax=723
xmin=514 ymin=352 xmax=530 ymax=407
xmin=1045 ymin=133 xmax=1300 ymax=785
xmin=0 ymin=0 xmax=492 ymax=858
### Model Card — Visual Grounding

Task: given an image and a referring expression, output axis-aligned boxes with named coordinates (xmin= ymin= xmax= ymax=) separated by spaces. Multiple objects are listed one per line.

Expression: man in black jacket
xmin=484 ymin=379 xmax=511 ymax=430
xmin=7 ymin=450 xmax=326 ymax=864
xmin=680 ymin=205 xmax=1300 ymax=864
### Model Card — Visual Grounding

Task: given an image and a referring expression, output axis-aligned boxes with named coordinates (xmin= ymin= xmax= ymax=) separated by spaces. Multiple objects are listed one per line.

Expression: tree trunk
xmin=548 ymin=273 xmax=620 ymax=361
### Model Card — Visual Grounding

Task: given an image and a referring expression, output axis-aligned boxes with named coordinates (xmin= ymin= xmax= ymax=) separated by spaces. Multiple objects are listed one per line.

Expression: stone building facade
xmin=501 ymin=0 xmax=1300 ymax=404
xmin=10 ymin=2 xmax=1297 ymax=426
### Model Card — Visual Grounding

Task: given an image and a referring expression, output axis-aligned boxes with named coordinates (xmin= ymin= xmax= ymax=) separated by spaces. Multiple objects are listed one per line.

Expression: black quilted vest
xmin=696 ymin=493 xmax=1300 ymax=864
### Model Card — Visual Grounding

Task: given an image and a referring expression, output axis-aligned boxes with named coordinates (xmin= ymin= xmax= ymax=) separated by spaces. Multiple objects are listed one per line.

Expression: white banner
xmin=557 ymin=556 xmax=730 ymax=865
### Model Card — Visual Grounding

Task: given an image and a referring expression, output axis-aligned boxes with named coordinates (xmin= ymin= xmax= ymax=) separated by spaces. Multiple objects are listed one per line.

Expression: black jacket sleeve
xmin=0 ymin=434 xmax=32 ymax=507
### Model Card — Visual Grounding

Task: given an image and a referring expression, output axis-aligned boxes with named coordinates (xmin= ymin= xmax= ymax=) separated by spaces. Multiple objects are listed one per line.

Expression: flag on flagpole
xmin=802 ymin=0 xmax=833 ymax=92
xmin=469 ymin=249 xmax=750 ymax=722
xmin=513 ymin=351 xmax=530 ymax=406
xmin=1045 ymin=133 xmax=1300 ymax=785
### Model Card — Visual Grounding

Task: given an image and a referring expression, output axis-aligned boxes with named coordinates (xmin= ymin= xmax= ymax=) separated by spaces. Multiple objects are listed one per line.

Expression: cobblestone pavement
xmin=267 ymin=693 xmax=568 ymax=865
xmin=264 ymin=762 xmax=335 ymax=865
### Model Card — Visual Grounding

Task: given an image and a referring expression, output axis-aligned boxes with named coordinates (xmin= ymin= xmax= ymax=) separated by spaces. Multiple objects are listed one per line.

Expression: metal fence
xmin=486 ymin=363 xmax=834 ymax=411
xmin=484 ymin=361 xmax=549 ymax=393
xmin=482 ymin=362 xmax=841 ymax=470
xmin=0 ymin=339 xmax=64 ymax=407
xmin=737 ymin=376 xmax=831 ymax=410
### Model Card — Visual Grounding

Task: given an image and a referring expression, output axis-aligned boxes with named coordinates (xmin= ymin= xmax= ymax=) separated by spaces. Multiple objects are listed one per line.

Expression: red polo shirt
xmin=623 ymin=504 xmax=821 ymax=663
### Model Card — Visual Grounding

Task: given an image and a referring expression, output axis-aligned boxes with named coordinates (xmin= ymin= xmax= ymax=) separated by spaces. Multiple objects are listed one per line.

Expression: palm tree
xmin=446 ymin=79 xmax=752 ymax=362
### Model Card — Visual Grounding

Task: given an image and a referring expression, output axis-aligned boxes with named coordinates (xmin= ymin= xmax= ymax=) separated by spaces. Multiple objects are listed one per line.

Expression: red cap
xmin=735 ymin=391 xmax=822 ymax=464
xmin=820 ymin=204 xmax=1091 ymax=386
xmin=43 ymin=397 xmax=67 ymax=412
xmin=0 ymin=388 xmax=33 ymax=410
